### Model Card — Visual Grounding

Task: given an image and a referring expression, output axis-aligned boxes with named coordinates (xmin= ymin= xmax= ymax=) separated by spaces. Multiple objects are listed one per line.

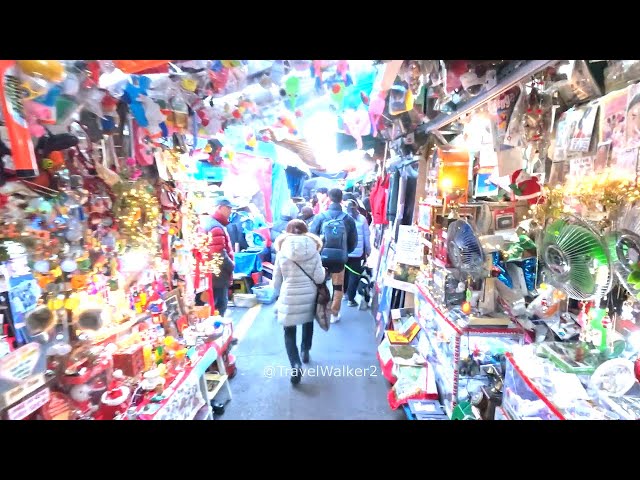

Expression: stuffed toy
xmin=509 ymin=169 xmax=543 ymax=205
xmin=342 ymin=108 xmax=371 ymax=150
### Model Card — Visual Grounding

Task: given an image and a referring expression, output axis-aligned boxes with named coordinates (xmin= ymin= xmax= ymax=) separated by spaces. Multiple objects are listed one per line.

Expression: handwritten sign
xmin=615 ymin=147 xmax=639 ymax=176
xmin=569 ymin=156 xmax=595 ymax=177
xmin=395 ymin=226 xmax=422 ymax=267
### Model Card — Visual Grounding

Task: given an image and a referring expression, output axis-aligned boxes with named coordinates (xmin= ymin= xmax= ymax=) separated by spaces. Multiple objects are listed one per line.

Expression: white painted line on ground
xmin=233 ymin=304 xmax=263 ymax=342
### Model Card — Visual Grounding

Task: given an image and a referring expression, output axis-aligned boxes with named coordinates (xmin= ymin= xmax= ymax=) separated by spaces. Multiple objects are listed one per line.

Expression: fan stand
xmin=478 ymin=277 xmax=496 ymax=314
xmin=478 ymin=255 xmax=496 ymax=314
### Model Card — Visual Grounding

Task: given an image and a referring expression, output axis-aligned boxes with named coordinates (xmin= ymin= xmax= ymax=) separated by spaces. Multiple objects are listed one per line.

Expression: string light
xmin=192 ymin=230 xmax=224 ymax=276
xmin=528 ymin=167 xmax=635 ymax=225
xmin=113 ymin=181 xmax=161 ymax=253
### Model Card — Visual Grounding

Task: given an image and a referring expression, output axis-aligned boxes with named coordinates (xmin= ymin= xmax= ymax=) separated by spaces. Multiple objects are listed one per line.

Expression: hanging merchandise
xmin=370 ymin=172 xmax=390 ymax=225
xmin=330 ymin=81 xmax=346 ymax=111
xmin=113 ymin=60 xmax=170 ymax=74
xmin=388 ymin=84 xmax=414 ymax=116
xmin=509 ymin=168 xmax=543 ymax=205
xmin=283 ymin=76 xmax=300 ymax=111
xmin=0 ymin=61 xmax=39 ymax=178
xmin=490 ymin=85 xmax=521 ymax=147
xmin=520 ymin=84 xmax=553 ymax=171
xmin=342 ymin=109 xmax=372 ymax=150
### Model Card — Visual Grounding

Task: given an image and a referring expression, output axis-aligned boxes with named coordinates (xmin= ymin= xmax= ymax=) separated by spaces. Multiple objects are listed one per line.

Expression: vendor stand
xmin=368 ymin=59 xmax=640 ymax=420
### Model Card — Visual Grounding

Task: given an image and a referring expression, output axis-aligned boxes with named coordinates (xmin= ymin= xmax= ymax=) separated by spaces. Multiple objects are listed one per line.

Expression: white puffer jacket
xmin=273 ymin=233 xmax=326 ymax=327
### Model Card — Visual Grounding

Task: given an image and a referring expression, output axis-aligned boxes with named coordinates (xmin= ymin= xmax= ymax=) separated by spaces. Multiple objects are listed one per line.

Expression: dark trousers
xmin=284 ymin=321 xmax=314 ymax=367
xmin=345 ymin=256 xmax=365 ymax=302
xmin=213 ymin=287 xmax=229 ymax=316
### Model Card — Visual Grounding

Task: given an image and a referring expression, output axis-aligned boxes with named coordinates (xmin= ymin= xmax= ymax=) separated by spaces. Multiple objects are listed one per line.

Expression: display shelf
xmin=83 ymin=317 xmax=142 ymax=345
xmin=417 ymin=282 xmax=524 ymax=336
xmin=383 ymin=276 xmax=417 ymax=294
xmin=503 ymin=352 xmax=566 ymax=420
xmin=415 ymin=282 xmax=523 ymax=418
xmin=417 ymin=60 xmax=555 ymax=133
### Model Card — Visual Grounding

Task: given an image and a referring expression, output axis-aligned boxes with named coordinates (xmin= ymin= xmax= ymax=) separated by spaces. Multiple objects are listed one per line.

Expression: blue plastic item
xmin=252 ymin=285 xmax=277 ymax=304
xmin=233 ymin=251 xmax=262 ymax=275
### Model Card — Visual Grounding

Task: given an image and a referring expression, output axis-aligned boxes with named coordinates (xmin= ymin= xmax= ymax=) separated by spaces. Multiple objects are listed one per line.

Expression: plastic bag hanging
xmin=492 ymin=251 xmax=513 ymax=288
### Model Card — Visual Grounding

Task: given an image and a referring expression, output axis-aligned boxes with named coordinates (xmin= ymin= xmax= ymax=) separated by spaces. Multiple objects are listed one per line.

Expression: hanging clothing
xmin=394 ymin=167 xmax=407 ymax=225
xmin=271 ymin=163 xmax=292 ymax=228
xmin=369 ymin=173 xmax=390 ymax=225
xmin=401 ymin=164 xmax=418 ymax=226
xmin=386 ymin=168 xmax=401 ymax=223
xmin=285 ymin=166 xmax=307 ymax=198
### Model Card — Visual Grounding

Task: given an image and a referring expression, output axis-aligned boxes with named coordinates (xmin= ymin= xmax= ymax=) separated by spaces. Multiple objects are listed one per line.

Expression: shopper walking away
xmin=273 ymin=220 xmax=326 ymax=385
xmin=312 ymin=187 xmax=331 ymax=215
xmin=269 ymin=202 xmax=300 ymax=262
xmin=299 ymin=206 xmax=315 ymax=226
xmin=200 ymin=196 xmax=236 ymax=316
xmin=344 ymin=200 xmax=371 ymax=308
xmin=310 ymin=188 xmax=357 ymax=323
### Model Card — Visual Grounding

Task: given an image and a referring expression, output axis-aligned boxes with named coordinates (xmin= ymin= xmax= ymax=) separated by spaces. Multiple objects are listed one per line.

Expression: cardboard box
xmin=112 ymin=345 xmax=145 ymax=378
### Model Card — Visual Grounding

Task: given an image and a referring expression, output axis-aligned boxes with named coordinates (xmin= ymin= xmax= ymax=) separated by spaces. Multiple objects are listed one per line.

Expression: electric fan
xmin=608 ymin=202 xmax=640 ymax=299
xmin=539 ymin=215 xmax=613 ymax=301
xmin=446 ymin=219 xmax=486 ymax=280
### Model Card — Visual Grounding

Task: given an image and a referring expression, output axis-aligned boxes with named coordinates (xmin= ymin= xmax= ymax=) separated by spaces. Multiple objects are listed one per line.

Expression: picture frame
xmin=163 ymin=289 xmax=185 ymax=334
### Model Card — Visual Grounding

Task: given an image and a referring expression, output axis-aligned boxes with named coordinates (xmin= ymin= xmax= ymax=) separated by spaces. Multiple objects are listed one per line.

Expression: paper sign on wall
xmin=395 ymin=226 xmax=422 ymax=267
xmin=570 ymin=156 xmax=595 ymax=177
xmin=615 ymin=147 xmax=639 ymax=176
xmin=568 ymin=103 xmax=599 ymax=153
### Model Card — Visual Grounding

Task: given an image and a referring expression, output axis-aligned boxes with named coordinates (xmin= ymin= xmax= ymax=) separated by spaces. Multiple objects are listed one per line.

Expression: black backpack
xmin=319 ymin=212 xmax=348 ymax=273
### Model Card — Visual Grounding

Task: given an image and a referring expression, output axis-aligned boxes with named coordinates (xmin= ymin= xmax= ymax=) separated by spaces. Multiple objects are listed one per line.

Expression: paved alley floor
xmin=220 ymin=302 xmax=405 ymax=420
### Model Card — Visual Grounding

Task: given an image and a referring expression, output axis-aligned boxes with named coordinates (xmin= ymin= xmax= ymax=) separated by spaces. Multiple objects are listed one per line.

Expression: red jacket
xmin=207 ymin=212 xmax=235 ymax=260
xmin=369 ymin=174 xmax=389 ymax=225
xmin=204 ymin=212 xmax=235 ymax=287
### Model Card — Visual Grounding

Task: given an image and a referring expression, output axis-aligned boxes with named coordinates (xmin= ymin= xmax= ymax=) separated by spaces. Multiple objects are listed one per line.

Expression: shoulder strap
xmin=292 ymin=260 xmax=314 ymax=283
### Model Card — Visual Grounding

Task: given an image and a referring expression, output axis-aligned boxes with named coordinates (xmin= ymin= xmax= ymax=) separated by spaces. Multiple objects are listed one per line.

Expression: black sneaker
xmin=347 ymin=300 xmax=357 ymax=307
xmin=290 ymin=364 xmax=302 ymax=385
xmin=301 ymin=350 xmax=310 ymax=364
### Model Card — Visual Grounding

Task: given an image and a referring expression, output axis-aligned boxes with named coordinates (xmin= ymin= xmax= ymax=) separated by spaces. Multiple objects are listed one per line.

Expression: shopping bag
xmin=293 ymin=261 xmax=331 ymax=332
xmin=315 ymin=283 xmax=331 ymax=332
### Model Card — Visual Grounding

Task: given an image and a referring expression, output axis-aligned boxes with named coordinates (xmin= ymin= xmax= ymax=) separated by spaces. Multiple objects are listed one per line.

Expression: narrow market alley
xmin=222 ymin=303 xmax=405 ymax=420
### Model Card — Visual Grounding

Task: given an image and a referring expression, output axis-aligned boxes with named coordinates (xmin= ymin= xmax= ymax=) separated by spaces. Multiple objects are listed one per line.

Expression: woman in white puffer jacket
xmin=273 ymin=219 xmax=326 ymax=385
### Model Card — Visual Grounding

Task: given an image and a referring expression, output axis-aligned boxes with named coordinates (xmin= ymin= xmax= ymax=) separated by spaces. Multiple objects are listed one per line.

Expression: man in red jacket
xmin=202 ymin=196 xmax=236 ymax=316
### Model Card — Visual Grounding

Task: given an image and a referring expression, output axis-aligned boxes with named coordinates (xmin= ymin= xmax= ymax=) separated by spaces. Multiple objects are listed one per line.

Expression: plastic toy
xmin=283 ymin=76 xmax=300 ymax=110
xmin=113 ymin=60 xmax=169 ymax=74
xmin=342 ymin=108 xmax=371 ymax=150
xmin=368 ymin=93 xmax=386 ymax=137
xmin=24 ymin=100 xmax=56 ymax=138
xmin=17 ymin=60 xmax=65 ymax=83
xmin=123 ymin=75 xmax=152 ymax=127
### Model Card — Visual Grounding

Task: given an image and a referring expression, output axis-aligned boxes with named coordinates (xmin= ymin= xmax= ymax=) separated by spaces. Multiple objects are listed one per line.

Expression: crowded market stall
xmin=0 ymin=59 xmax=359 ymax=420
xmin=369 ymin=60 xmax=640 ymax=420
